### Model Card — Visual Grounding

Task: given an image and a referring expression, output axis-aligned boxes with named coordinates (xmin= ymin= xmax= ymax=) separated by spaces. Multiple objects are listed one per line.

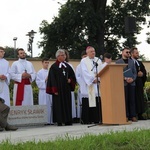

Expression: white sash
xmin=84 ymin=57 xmax=96 ymax=107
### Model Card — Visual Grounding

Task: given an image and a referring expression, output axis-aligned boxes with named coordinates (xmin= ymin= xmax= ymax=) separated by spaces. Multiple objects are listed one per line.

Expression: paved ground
xmin=0 ymin=120 xmax=150 ymax=144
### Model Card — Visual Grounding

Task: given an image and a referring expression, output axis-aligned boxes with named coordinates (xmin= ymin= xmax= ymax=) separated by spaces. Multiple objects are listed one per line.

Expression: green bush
xmin=143 ymin=82 xmax=150 ymax=119
xmin=144 ymin=82 xmax=150 ymax=101
xmin=31 ymin=81 xmax=39 ymax=105
xmin=9 ymin=80 xmax=14 ymax=105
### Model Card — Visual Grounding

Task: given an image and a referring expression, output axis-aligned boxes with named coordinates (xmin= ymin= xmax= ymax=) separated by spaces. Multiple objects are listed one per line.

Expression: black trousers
xmin=0 ymin=102 xmax=10 ymax=128
xmin=124 ymin=85 xmax=136 ymax=118
xmin=81 ymin=97 xmax=102 ymax=124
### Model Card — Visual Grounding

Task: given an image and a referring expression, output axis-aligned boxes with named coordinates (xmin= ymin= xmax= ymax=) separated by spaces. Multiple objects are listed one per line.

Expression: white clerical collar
xmin=19 ymin=58 xmax=26 ymax=62
xmin=42 ymin=68 xmax=48 ymax=71
xmin=131 ymin=58 xmax=140 ymax=66
xmin=87 ymin=56 xmax=95 ymax=61
xmin=59 ymin=62 xmax=67 ymax=68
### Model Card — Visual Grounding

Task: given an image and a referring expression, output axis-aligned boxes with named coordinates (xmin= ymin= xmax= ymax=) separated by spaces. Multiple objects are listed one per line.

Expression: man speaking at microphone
xmin=80 ymin=46 xmax=103 ymax=124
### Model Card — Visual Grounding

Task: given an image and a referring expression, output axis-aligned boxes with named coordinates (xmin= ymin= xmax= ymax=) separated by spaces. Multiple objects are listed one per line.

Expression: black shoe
xmin=81 ymin=122 xmax=92 ymax=125
xmin=57 ymin=123 xmax=62 ymax=126
xmin=5 ymin=125 xmax=18 ymax=131
xmin=0 ymin=127 xmax=4 ymax=132
xmin=65 ymin=122 xmax=72 ymax=126
xmin=44 ymin=123 xmax=51 ymax=126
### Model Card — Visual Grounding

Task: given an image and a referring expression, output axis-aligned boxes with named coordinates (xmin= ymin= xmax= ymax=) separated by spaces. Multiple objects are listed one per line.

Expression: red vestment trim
xmin=46 ymin=87 xmax=58 ymax=94
xmin=15 ymin=79 xmax=30 ymax=106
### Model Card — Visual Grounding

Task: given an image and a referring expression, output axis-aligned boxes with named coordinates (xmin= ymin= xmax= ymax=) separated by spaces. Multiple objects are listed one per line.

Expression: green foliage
xmin=3 ymin=46 xmax=31 ymax=58
xmin=144 ymin=82 xmax=150 ymax=101
xmin=31 ymin=81 xmax=39 ymax=105
xmin=4 ymin=47 xmax=16 ymax=58
xmin=9 ymin=80 xmax=14 ymax=105
xmin=144 ymin=81 xmax=150 ymax=119
xmin=39 ymin=0 xmax=150 ymax=60
xmin=0 ymin=129 xmax=150 ymax=149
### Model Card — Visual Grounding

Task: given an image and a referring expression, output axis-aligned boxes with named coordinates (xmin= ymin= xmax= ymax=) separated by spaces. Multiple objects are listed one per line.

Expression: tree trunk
xmin=88 ymin=0 xmax=107 ymax=55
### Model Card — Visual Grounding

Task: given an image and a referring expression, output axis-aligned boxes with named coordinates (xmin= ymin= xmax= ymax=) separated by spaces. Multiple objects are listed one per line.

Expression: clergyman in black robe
xmin=131 ymin=48 xmax=147 ymax=120
xmin=46 ymin=49 xmax=76 ymax=126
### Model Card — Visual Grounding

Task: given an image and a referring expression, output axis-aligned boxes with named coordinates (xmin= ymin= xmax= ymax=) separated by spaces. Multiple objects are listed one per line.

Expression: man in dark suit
xmin=116 ymin=47 xmax=137 ymax=122
xmin=0 ymin=97 xmax=18 ymax=131
xmin=130 ymin=47 xmax=147 ymax=120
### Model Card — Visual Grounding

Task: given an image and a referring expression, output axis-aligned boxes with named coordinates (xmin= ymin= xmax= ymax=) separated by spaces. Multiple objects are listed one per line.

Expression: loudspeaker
xmin=125 ymin=17 xmax=136 ymax=34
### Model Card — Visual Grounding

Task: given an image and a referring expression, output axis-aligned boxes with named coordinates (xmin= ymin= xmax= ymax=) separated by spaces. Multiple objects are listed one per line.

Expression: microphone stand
xmin=88 ymin=58 xmax=102 ymax=128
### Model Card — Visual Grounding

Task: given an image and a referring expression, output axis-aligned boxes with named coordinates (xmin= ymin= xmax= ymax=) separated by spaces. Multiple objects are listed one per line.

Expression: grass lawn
xmin=0 ymin=129 xmax=149 ymax=150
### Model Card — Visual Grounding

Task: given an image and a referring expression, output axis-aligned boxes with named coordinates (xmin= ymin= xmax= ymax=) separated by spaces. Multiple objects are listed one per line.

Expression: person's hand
xmin=126 ymin=77 xmax=133 ymax=83
xmin=0 ymin=75 xmax=6 ymax=80
xmin=67 ymin=79 xmax=71 ymax=83
xmin=93 ymin=79 xmax=99 ymax=83
xmin=138 ymin=71 xmax=143 ymax=77
xmin=22 ymin=72 xmax=31 ymax=79
xmin=45 ymin=77 xmax=48 ymax=82
xmin=54 ymin=92 xmax=58 ymax=95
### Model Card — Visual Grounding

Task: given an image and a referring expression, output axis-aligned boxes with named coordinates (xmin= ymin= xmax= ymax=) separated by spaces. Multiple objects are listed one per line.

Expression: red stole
xmin=15 ymin=79 xmax=30 ymax=105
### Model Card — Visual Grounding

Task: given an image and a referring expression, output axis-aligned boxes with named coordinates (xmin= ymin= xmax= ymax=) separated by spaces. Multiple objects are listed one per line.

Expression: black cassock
xmin=46 ymin=60 xmax=76 ymax=124
xmin=135 ymin=60 xmax=147 ymax=116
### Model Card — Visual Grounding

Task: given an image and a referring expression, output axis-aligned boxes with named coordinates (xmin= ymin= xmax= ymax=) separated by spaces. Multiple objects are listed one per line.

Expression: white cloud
xmin=0 ymin=0 xmax=65 ymax=56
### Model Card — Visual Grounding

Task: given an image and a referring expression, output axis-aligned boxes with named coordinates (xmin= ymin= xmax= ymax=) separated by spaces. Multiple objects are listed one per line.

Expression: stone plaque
xmin=8 ymin=105 xmax=47 ymax=125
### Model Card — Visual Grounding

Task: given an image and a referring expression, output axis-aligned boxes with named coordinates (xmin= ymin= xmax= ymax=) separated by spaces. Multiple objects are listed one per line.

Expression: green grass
xmin=0 ymin=129 xmax=150 ymax=150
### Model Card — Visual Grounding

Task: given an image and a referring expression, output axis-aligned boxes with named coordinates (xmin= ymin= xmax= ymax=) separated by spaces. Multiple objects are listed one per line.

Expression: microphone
xmin=93 ymin=61 xmax=98 ymax=66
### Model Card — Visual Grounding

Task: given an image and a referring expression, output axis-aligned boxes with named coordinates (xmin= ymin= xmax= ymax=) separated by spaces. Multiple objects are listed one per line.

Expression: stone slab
xmin=8 ymin=105 xmax=47 ymax=125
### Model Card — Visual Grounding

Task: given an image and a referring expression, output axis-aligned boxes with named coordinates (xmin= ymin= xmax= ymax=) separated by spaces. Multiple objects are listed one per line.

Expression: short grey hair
xmin=55 ymin=49 xmax=65 ymax=58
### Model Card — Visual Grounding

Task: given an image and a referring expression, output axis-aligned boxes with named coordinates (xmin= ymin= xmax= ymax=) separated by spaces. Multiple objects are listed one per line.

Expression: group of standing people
xmin=116 ymin=47 xmax=147 ymax=121
xmin=0 ymin=45 xmax=148 ymax=129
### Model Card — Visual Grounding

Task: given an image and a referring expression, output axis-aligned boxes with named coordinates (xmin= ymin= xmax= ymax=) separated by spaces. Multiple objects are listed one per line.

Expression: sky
xmin=0 ymin=0 xmax=150 ymax=59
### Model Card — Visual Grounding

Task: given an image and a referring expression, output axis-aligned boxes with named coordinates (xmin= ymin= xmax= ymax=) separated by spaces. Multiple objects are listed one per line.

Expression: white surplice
xmin=10 ymin=58 xmax=36 ymax=106
xmin=0 ymin=58 xmax=11 ymax=106
xmin=36 ymin=68 xmax=53 ymax=124
xmin=66 ymin=62 xmax=76 ymax=118
xmin=80 ymin=56 xmax=102 ymax=107
xmin=75 ymin=64 xmax=83 ymax=118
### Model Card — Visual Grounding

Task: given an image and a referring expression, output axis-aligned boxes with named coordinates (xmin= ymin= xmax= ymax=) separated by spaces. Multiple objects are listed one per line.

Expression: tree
xmin=39 ymin=0 xmax=150 ymax=59
xmin=4 ymin=47 xmax=15 ymax=58
xmin=4 ymin=46 xmax=30 ymax=58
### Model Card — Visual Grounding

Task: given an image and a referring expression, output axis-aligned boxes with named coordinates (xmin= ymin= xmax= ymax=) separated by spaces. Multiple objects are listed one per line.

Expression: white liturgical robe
xmin=36 ymin=68 xmax=53 ymax=124
xmin=66 ymin=62 xmax=76 ymax=118
xmin=75 ymin=63 xmax=83 ymax=118
xmin=80 ymin=56 xmax=102 ymax=107
xmin=0 ymin=58 xmax=11 ymax=106
xmin=10 ymin=58 xmax=36 ymax=106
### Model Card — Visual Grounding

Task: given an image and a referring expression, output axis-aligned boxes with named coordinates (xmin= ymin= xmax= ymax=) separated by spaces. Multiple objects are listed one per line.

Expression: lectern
xmin=98 ymin=64 xmax=129 ymax=125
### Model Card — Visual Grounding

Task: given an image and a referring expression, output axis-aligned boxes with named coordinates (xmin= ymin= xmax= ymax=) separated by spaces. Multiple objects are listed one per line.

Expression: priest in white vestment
xmin=36 ymin=58 xmax=53 ymax=125
xmin=79 ymin=46 xmax=103 ymax=124
xmin=10 ymin=48 xmax=36 ymax=106
xmin=0 ymin=47 xmax=11 ymax=106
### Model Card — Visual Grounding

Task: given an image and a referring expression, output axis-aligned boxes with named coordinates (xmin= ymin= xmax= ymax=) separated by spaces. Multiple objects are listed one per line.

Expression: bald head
xmin=86 ymin=46 xmax=95 ymax=59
